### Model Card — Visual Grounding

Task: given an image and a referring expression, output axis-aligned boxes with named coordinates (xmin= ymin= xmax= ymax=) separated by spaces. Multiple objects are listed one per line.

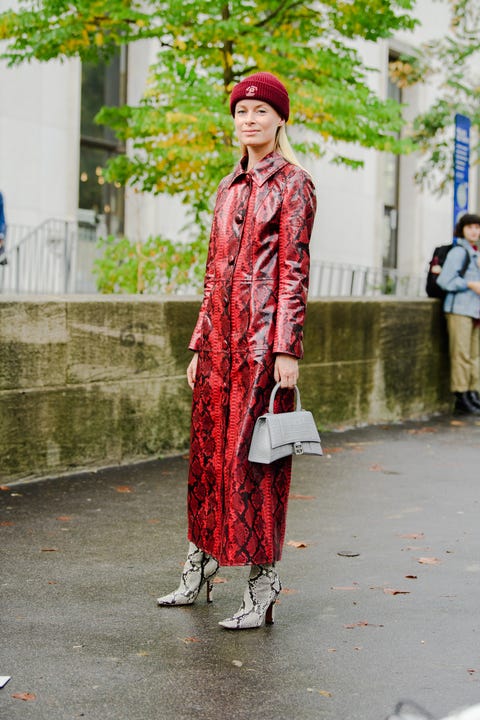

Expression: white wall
xmin=124 ymin=41 xmax=192 ymax=243
xmin=0 ymin=57 xmax=81 ymax=227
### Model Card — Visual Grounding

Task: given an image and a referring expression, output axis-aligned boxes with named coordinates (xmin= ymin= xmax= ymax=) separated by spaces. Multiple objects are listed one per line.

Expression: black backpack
xmin=426 ymin=244 xmax=470 ymax=299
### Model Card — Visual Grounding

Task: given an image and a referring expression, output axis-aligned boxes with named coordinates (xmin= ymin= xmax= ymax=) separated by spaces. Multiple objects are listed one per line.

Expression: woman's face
xmin=234 ymin=99 xmax=284 ymax=155
xmin=463 ymin=223 xmax=480 ymax=244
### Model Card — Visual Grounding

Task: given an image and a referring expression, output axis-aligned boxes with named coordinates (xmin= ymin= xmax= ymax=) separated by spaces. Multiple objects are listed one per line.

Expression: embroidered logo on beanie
xmin=246 ymin=85 xmax=257 ymax=97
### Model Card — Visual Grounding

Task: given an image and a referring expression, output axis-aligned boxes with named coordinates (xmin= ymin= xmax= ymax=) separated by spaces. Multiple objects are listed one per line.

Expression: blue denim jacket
xmin=437 ymin=238 xmax=480 ymax=319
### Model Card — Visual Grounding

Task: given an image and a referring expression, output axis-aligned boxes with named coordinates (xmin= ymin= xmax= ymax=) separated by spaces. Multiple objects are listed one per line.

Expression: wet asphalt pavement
xmin=1 ymin=414 xmax=480 ymax=720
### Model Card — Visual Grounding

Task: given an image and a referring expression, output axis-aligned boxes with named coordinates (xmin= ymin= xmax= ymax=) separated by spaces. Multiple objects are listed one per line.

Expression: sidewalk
xmin=1 ymin=415 xmax=480 ymax=720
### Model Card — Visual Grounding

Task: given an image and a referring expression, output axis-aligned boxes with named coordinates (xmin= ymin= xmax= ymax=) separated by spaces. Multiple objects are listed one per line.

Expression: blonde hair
xmin=275 ymin=125 xmax=303 ymax=167
xmin=240 ymin=125 xmax=308 ymax=172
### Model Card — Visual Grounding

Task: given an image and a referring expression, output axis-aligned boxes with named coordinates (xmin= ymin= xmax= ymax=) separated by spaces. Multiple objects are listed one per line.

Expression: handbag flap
xmin=264 ymin=410 xmax=321 ymax=449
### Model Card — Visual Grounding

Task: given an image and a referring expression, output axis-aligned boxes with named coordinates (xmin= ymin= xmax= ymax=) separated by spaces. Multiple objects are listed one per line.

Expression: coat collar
xmin=228 ymin=151 xmax=289 ymax=188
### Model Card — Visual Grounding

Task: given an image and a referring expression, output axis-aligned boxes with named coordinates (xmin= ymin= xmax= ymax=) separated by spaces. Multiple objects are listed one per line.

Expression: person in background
xmin=437 ymin=213 xmax=480 ymax=415
xmin=0 ymin=191 xmax=7 ymax=266
xmin=156 ymin=72 xmax=316 ymax=630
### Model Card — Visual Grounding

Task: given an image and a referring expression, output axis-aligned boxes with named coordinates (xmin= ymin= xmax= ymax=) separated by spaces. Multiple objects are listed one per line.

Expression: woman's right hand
xmin=187 ymin=352 xmax=199 ymax=389
xmin=467 ymin=281 xmax=480 ymax=295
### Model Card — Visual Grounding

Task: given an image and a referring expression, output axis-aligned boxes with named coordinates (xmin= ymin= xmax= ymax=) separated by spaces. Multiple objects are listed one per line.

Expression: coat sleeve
xmin=273 ymin=171 xmax=316 ymax=359
xmin=188 ymin=199 xmax=218 ymax=352
xmin=437 ymin=246 xmax=470 ymax=293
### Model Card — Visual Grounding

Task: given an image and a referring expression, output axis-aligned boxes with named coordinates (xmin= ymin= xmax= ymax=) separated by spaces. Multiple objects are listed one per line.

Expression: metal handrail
xmin=308 ymin=260 xmax=425 ymax=298
xmin=0 ymin=219 xmax=77 ymax=294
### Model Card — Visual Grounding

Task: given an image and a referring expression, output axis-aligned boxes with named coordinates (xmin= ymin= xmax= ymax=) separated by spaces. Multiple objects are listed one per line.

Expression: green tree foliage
xmin=0 ymin=0 xmax=421 ymax=292
xmin=389 ymin=0 xmax=480 ymax=194
xmin=1 ymin=0 xmax=418 ymax=214
xmin=93 ymin=233 xmax=207 ymax=293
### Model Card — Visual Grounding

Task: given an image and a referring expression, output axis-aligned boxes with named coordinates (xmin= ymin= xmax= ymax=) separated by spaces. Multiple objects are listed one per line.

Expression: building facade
xmin=0 ymin=0 xmax=478 ymax=294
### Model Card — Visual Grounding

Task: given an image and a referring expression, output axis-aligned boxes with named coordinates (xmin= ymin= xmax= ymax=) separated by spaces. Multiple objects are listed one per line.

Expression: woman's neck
xmin=246 ymin=146 xmax=275 ymax=172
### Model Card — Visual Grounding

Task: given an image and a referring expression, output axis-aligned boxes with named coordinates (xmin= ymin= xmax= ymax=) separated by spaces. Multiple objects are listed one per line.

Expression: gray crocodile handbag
xmin=248 ymin=383 xmax=322 ymax=464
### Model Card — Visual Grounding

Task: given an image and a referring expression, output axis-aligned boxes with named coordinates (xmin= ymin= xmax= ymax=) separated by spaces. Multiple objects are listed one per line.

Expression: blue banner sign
xmin=453 ymin=113 xmax=471 ymax=235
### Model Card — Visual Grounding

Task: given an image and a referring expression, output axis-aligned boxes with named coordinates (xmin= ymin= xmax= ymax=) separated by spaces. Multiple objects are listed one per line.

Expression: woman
xmin=157 ymin=72 xmax=317 ymax=629
xmin=437 ymin=213 xmax=480 ymax=415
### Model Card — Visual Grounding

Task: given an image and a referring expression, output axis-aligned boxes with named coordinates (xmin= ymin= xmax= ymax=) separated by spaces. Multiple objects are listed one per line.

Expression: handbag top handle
xmin=268 ymin=382 xmax=302 ymax=414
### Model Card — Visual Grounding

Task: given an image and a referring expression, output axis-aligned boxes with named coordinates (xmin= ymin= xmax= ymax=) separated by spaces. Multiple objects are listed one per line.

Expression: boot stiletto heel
xmin=206 ymin=579 xmax=214 ymax=603
xmin=265 ymin=600 xmax=275 ymax=625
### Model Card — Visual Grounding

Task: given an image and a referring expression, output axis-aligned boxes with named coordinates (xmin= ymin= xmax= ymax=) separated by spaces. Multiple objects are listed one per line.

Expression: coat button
xmin=234 ymin=213 xmax=243 ymax=224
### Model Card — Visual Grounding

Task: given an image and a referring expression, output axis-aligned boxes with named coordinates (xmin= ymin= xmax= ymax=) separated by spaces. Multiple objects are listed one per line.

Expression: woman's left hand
xmin=274 ymin=354 xmax=299 ymax=388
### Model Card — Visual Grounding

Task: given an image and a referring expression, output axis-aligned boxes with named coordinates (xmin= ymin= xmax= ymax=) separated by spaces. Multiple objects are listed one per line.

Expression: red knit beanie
xmin=230 ymin=72 xmax=290 ymax=121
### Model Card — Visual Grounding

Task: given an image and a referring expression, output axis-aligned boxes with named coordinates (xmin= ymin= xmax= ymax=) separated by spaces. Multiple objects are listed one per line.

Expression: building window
xmin=79 ymin=49 xmax=127 ymax=236
xmin=382 ymin=52 xmax=402 ymax=269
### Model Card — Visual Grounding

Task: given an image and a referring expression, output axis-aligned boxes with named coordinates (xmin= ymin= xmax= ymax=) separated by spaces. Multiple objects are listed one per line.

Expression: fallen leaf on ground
xmin=399 ymin=532 xmax=424 ymax=539
xmin=115 ymin=485 xmax=133 ymax=493
xmin=212 ymin=576 xmax=228 ymax=584
xmin=369 ymin=464 xmax=384 ymax=471
xmin=146 ymin=518 xmax=160 ymax=524
xmin=12 ymin=693 xmax=36 ymax=701
xmin=405 ymin=575 xmax=418 ymax=579
xmin=307 ymin=688 xmax=332 ymax=697
xmin=136 ymin=650 xmax=150 ymax=657
xmin=41 ymin=548 xmax=58 ymax=552
xmin=418 ymin=557 xmax=441 ymax=565
xmin=344 ymin=620 xmax=370 ymax=629
xmin=344 ymin=620 xmax=384 ymax=629
xmin=289 ymin=494 xmax=315 ymax=500
xmin=182 ymin=637 xmax=200 ymax=643
xmin=0 ymin=485 xmax=10 ymax=491
xmin=1 ymin=521 xmax=14 ymax=526
xmin=323 ymin=447 xmax=343 ymax=454
xmin=450 ymin=420 xmax=465 ymax=426
xmin=407 ymin=427 xmax=437 ymax=435
xmin=383 ymin=588 xmax=410 ymax=595
xmin=287 ymin=540 xmax=308 ymax=549
xmin=331 ymin=586 xmax=360 ymax=591
xmin=56 ymin=516 xmax=72 ymax=522
xmin=281 ymin=587 xmax=298 ymax=595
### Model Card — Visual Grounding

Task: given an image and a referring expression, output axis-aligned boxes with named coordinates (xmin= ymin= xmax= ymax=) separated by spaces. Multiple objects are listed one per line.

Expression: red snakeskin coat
xmin=187 ymin=152 xmax=316 ymax=566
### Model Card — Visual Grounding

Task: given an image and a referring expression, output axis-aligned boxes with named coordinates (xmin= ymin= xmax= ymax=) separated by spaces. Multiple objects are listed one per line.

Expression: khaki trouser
xmin=445 ymin=313 xmax=480 ymax=392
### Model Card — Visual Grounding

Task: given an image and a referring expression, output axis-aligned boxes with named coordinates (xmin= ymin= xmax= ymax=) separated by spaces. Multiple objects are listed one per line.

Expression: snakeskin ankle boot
xmin=157 ymin=542 xmax=219 ymax=606
xmin=218 ymin=564 xmax=281 ymax=630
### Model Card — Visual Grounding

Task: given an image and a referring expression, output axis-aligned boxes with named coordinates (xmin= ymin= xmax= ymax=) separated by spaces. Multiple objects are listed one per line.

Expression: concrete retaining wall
xmin=0 ymin=296 xmax=450 ymax=483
